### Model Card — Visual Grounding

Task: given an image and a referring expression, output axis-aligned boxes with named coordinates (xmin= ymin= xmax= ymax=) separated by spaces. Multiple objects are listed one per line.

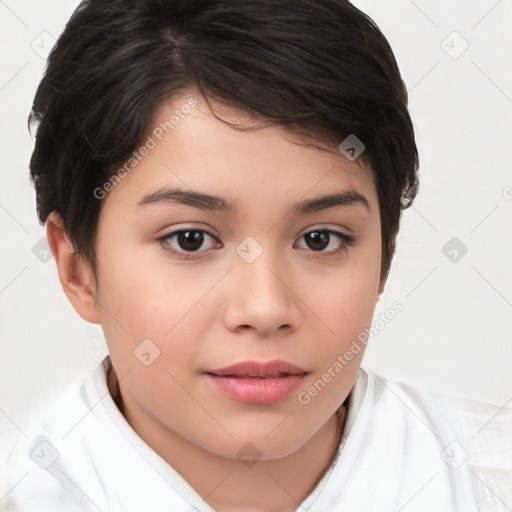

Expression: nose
xmin=222 ymin=250 xmax=302 ymax=337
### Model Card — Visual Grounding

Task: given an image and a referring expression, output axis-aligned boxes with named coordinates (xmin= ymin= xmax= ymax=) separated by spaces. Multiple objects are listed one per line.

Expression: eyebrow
xmin=135 ymin=187 xmax=369 ymax=214
xmin=136 ymin=187 xmax=238 ymax=212
xmin=292 ymin=190 xmax=369 ymax=214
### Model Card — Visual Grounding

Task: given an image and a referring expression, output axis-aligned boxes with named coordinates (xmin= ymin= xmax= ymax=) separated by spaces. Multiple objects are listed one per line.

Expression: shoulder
xmin=2 ymin=358 xmax=111 ymax=512
xmin=361 ymin=368 xmax=512 ymax=510
xmin=429 ymin=389 xmax=512 ymax=509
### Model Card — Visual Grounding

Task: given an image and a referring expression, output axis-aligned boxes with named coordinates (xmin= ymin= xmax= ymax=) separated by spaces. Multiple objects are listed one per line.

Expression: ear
xmin=45 ymin=213 xmax=100 ymax=324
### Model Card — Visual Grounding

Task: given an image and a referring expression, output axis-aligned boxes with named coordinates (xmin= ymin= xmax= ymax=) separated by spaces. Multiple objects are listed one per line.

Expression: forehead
xmin=105 ymin=89 xmax=377 ymax=209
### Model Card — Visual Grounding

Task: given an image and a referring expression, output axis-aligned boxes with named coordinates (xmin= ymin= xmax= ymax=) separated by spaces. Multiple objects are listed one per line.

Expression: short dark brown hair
xmin=29 ymin=0 xmax=419 ymax=285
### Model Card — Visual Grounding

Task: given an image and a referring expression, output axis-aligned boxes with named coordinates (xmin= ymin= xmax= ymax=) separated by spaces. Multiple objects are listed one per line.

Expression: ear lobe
xmin=45 ymin=213 xmax=101 ymax=324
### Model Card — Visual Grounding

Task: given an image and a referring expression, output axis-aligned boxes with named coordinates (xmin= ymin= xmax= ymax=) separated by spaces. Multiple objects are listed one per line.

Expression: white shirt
xmin=2 ymin=355 xmax=511 ymax=511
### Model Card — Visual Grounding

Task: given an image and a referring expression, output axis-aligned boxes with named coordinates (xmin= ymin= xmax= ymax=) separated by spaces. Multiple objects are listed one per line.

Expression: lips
xmin=204 ymin=360 xmax=308 ymax=404
xmin=206 ymin=360 xmax=308 ymax=378
xmin=220 ymin=373 xmax=292 ymax=379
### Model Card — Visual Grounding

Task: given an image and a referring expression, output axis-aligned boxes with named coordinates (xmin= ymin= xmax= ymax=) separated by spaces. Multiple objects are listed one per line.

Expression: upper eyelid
xmin=159 ymin=225 xmax=220 ymax=240
xmin=160 ymin=226 xmax=350 ymax=238
xmin=296 ymin=226 xmax=353 ymax=240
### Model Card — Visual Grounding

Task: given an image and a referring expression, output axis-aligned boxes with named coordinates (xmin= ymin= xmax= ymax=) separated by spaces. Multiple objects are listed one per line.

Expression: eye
xmin=159 ymin=229 xmax=219 ymax=254
xmin=295 ymin=230 xmax=354 ymax=254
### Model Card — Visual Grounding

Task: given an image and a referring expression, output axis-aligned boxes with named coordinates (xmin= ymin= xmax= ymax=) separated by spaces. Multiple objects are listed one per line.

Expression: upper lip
xmin=206 ymin=360 xmax=308 ymax=378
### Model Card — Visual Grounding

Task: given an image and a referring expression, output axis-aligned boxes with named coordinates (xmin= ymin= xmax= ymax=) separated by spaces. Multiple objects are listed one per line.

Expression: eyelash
xmin=157 ymin=228 xmax=356 ymax=260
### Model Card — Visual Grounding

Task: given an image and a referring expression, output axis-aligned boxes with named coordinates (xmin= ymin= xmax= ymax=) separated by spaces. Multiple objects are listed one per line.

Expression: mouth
xmin=206 ymin=360 xmax=308 ymax=378
xmin=204 ymin=360 xmax=308 ymax=404
xmin=208 ymin=372 xmax=300 ymax=379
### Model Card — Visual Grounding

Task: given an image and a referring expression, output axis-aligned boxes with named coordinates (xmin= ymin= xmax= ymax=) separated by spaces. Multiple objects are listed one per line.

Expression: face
xmin=90 ymin=89 xmax=383 ymax=462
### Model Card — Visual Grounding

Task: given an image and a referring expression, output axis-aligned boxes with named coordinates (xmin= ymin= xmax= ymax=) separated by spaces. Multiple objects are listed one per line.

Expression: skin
xmin=47 ymin=89 xmax=385 ymax=512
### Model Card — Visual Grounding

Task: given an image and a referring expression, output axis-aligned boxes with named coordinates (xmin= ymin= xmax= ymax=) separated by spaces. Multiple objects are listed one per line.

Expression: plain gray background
xmin=1 ymin=0 xmax=511 ymax=454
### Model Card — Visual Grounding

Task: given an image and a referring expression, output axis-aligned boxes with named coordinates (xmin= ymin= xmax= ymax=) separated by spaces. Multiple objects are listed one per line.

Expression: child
xmin=2 ymin=0 xmax=510 ymax=510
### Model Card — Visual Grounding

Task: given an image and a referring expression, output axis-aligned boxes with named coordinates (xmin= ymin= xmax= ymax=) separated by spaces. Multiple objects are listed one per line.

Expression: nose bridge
xmin=223 ymin=241 xmax=300 ymax=334
xmin=241 ymin=254 xmax=286 ymax=303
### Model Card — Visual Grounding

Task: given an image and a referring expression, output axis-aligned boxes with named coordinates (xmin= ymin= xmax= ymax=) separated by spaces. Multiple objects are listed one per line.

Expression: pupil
xmin=178 ymin=231 xmax=204 ymax=251
xmin=306 ymin=231 xmax=329 ymax=250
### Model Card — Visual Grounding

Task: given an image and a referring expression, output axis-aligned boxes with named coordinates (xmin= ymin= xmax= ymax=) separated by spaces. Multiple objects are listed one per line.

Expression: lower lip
xmin=205 ymin=373 xmax=307 ymax=404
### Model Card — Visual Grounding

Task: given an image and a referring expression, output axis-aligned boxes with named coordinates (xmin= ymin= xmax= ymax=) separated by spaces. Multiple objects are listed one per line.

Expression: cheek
xmin=297 ymin=253 xmax=381 ymax=358
xmin=306 ymin=283 xmax=376 ymax=366
xmin=302 ymin=251 xmax=380 ymax=322
xmin=94 ymin=245 xmax=224 ymax=360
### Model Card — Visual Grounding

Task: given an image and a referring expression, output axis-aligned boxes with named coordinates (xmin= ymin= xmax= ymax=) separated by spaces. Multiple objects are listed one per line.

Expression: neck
xmin=108 ymin=366 xmax=348 ymax=512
